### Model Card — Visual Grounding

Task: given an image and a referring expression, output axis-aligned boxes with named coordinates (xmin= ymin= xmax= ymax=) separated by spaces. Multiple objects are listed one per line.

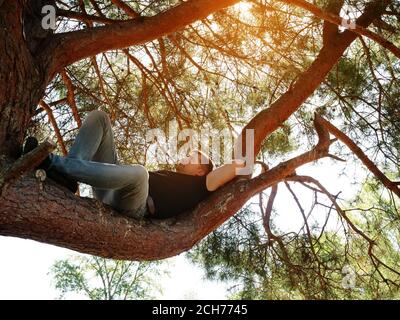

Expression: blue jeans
xmin=49 ymin=110 xmax=149 ymax=218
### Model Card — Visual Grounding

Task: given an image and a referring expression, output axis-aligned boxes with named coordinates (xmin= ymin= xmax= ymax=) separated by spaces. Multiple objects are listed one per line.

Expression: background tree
xmin=189 ymin=180 xmax=400 ymax=299
xmin=0 ymin=0 xmax=399 ymax=291
xmin=50 ymin=255 xmax=166 ymax=300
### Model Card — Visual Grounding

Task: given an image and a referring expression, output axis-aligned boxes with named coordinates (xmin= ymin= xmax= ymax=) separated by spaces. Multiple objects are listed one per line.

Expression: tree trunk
xmin=0 ymin=1 xmax=50 ymax=158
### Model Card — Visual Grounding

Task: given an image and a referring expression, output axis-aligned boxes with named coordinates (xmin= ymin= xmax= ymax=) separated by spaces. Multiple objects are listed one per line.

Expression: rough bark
xmin=1 ymin=140 xmax=56 ymax=187
xmin=0 ymin=1 xmax=48 ymax=158
xmin=322 ymin=0 xmax=344 ymax=46
xmin=0 ymin=118 xmax=332 ymax=260
xmin=46 ymin=0 xmax=240 ymax=78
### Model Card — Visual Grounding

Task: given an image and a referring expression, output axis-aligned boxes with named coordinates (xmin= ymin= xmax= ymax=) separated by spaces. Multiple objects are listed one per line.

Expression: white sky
xmin=0 ymin=237 xmax=230 ymax=300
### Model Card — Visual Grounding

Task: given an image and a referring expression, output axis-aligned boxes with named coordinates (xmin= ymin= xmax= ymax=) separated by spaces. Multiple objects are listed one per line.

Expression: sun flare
xmin=233 ymin=1 xmax=253 ymax=19
xmin=234 ymin=1 xmax=253 ymax=12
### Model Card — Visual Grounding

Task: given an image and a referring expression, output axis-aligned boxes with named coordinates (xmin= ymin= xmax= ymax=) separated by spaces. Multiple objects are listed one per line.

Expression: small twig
xmin=327 ymin=154 xmax=346 ymax=162
xmin=287 ymin=175 xmax=376 ymax=245
xmin=39 ymin=100 xmax=68 ymax=156
xmin=261 ymin=184 xmax=278 ymax=239
xmin=255 ymin=160 xmax=269 ymax=173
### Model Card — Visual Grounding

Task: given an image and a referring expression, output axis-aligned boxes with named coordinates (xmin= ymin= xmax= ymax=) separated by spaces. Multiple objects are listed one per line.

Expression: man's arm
xmin=206 ymin=159 xmax=246 ymax=192
xmin=206 ymin=128 xmax=255 ymax=191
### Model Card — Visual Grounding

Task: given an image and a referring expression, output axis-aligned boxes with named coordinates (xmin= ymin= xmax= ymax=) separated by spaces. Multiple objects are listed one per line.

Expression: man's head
xmin=175 ymin=149 xmax=214 ymax=176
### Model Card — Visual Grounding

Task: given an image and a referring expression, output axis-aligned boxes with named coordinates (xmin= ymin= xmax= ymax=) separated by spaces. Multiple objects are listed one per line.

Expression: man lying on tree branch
xmin=23 ymin=110 xmax=247 ymax=219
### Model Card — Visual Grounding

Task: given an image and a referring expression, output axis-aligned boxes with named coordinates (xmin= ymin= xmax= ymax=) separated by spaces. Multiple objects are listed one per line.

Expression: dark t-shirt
xmin=148 ymin=170 xmax=213 ymax=219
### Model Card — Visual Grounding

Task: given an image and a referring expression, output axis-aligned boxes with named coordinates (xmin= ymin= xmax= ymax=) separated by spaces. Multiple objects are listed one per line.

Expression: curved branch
xmin=46 ymin=0 xmax=240 ymax=78
xmin=0 ymin=0 xmax=391 ymax=262
xmin=0 ymin=118 xmax=334 ymax=260
xmin=315 ymin=114 xmax=400 ymax=198
xmin=261 ymin=184 xmax=278 ymax=240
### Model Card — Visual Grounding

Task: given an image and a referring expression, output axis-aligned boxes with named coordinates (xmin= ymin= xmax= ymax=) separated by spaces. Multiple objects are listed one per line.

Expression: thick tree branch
xmin=0 ymin=117 xmax=334 ymax=260
xmin=0 ymin=0 xmax=393 ymax=262
xmin=0 ymin=0 xmax=48 ymax=157
xmin=46 ymin=0 xmax=240 ymax=77
xmin=239 ymin=0 xmax=391 ymax=158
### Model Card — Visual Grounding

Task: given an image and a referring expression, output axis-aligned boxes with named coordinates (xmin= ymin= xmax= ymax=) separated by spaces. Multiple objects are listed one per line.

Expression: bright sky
xmin=0 ymin=237 xmax=230 ymax=300
xmin=0 ymin=153 xmax=367 ymax=300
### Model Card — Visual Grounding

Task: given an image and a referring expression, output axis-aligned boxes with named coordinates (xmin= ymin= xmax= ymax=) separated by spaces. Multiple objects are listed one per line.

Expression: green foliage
xmin=260 ymin=124 xmax=297 ymax=159
xmin=189 ymin=177 xmax=400 ymax=299
xmin=50 ymin=255 xmax=167 ymax=300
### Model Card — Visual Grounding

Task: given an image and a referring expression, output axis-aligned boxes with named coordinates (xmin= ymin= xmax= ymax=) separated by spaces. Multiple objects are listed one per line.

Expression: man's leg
xmin=49 ymin=110 xmax=149 ymax=218
xmin=68 ymin=110 xmax=118 ymax=164
xmin=67 ymin=109 xmax=118 ymax=202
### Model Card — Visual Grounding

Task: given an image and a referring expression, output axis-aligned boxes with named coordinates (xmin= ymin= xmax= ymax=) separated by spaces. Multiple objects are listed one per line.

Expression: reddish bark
xmin=46 ymin=0 xmax=240 ymax=78
xmin=0 ymin=1 xmax=48 ymax=157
